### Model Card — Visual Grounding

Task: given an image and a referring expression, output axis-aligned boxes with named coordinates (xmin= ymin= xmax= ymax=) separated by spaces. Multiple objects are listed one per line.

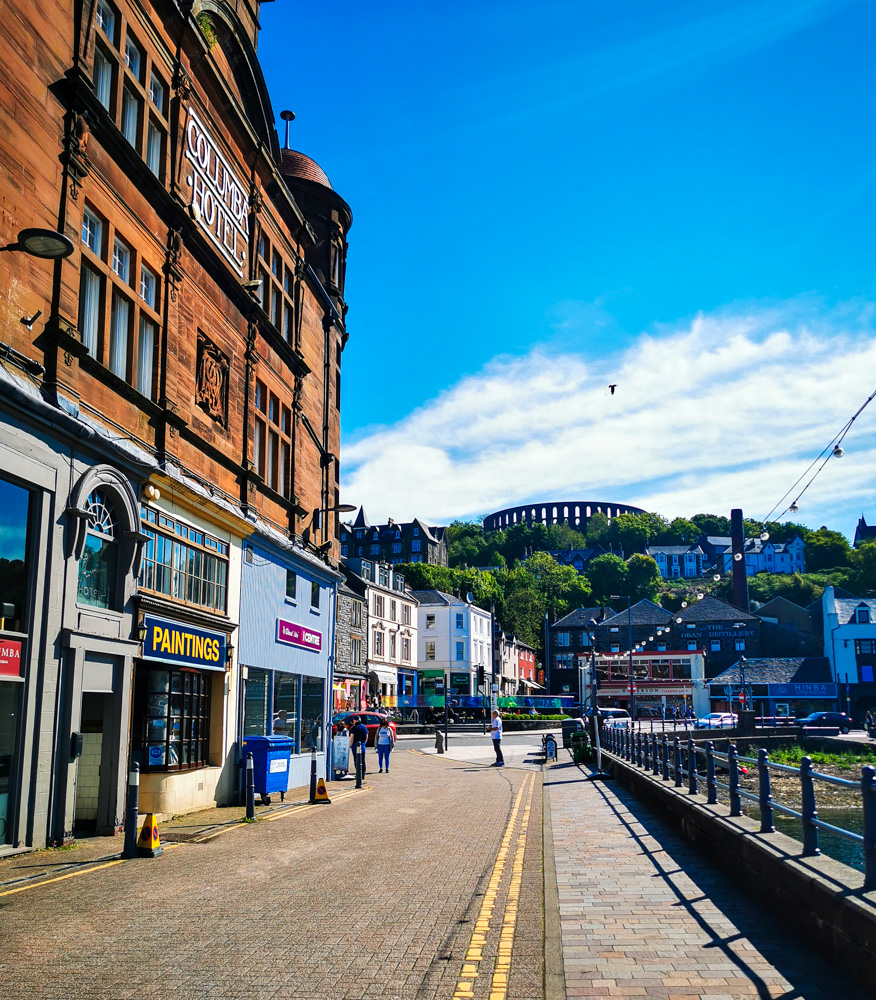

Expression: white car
xmin=695 ymin=712 xmax=737 ymax=729
xmin=599 ymin=708 xmax=632 ymax=727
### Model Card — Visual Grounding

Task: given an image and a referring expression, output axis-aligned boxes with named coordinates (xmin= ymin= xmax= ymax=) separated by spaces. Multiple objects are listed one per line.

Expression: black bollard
xmin=245 ymin=752 xmax=255 ymax=820
xmin=309 ymin=746 xmax=318 ymax=803
xmin=122 ymin=762 xmax=140 ymax=859
xmin=355 ymin=743 xmax=363 ymax=788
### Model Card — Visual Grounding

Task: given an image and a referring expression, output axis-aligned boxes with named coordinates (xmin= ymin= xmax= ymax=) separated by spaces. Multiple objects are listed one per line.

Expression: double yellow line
xmin=453 ymin=772 xmax=536 ymax=1000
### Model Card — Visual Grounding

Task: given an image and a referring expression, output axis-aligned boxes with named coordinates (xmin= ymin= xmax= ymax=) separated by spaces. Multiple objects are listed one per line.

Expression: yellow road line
xmin=453 ymin=773 xmax=534 ymax=999
xmin=261 ymin=787 xmax=366 ymax=821
xmin=489 ymin=776 xmax=534 ymax=1000
xmin=0 ymin=858 xmax=125 ymax=898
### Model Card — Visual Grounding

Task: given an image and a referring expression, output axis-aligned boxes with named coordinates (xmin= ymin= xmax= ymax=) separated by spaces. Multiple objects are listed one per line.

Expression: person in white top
xmin=490 ymin=710 xmax=504 ymax=767
xmin=375 ymin=720 xmax=395 ymax=773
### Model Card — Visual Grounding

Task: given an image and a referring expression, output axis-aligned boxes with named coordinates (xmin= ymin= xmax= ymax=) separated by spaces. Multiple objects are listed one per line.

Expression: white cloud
xmin=341 ymin=302 xmax=876 ymax=537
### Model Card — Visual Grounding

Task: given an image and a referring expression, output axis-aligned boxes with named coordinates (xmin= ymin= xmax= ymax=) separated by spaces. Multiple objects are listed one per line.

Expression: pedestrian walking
xmin=350 ymin=715 xmax=369 ymax=777
xmin=490 ymin=709 xmax=505 ymax=767
xmin=375 ymin=718 xmax=395 ymax=773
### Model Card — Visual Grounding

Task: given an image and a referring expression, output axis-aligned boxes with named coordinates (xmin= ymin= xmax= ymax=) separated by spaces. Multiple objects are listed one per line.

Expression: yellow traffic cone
xmin=136 ymin=813 xmax=163 ymax=857
xmin=313 ymin=778 xmax=332 ymax=804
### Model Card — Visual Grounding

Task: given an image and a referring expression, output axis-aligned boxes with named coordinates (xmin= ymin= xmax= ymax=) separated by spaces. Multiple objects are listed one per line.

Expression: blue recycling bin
xmin=240 ymin=735 xmax=294 ymax=804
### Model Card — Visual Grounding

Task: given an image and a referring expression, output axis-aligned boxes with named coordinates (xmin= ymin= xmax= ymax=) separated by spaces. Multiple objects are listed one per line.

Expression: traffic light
xmin=477 ymin=665 xmax=485 ymax=688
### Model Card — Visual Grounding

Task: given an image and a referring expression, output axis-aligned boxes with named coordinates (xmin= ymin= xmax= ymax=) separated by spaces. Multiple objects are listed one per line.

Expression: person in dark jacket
xmin=350 ymin=716 xmax=369 ymax=776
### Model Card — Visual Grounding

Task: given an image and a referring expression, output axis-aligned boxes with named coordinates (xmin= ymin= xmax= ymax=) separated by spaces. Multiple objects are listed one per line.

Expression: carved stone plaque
xmin=196 ymin=333 xmax=229 ymax=426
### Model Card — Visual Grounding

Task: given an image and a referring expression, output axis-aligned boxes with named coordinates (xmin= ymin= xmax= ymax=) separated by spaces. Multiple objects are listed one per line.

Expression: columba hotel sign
xmin=184 ymin=107 xmax=249 ymax=276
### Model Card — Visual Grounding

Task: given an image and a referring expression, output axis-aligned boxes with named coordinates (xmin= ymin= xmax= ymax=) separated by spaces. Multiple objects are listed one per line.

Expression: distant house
xmin=699 ymin=534 xmax=805 ymax=576
xmin=548 ymin=606 xmax=617 ymax=697
xmin=645 ymin=544 xmax=706 ymax=579
xmin=822 ymin=585 xmax=876 ymax=721
xmin=854 ymin=515 xmax=876 ymax=548
xmin=754 ymin=596 xmax=814 ymax=634
xmin=542 ymin=545 xmax=607 ymax=574
xmin=340 ymin=507 xmax=447 ymax=566
xmin=410 ymin=590 xmax=492 ymax=701
xmin=672 ymin=596 xmax=761 ymax=677
xmin=494 ymin=629 xmax=540 ymax=696
xmin=341 ymin=559 xmax=419 ymax=707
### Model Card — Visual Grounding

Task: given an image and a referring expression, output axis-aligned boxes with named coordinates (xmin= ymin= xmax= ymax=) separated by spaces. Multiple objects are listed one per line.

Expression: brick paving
xmin=0 ymin=747 xmax=544 ymax=1000
xmin=546 ymin=757 xmax=868 ymax=999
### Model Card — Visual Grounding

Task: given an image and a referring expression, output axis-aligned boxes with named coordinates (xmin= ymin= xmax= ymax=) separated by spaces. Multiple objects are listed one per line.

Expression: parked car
xmin=598 ymin=708 xmax=632 ymax=727
xmin=695 ymin=713 xmax=738 ymax=729
xmin=636 ymin=704 xmax=663 ymax=719
xmin=796 ymin=711 xmax=851 ymax=734
xmin=331 ymin=712 xmax=396 ymax=746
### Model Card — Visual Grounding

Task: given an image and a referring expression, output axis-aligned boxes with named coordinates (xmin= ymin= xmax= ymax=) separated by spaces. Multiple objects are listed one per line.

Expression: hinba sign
xmin=276 ymin=618 xmax=322 ymax=653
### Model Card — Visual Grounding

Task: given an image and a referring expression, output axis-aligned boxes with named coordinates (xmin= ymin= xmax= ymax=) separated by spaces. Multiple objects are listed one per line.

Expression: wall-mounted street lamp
xmin=1 ymin=228 xmax=75 ymax=260
xmin=300 ymin=503 xmax=357 ymax=556
xmin=137 ymin=621 xmax=148 ymax=643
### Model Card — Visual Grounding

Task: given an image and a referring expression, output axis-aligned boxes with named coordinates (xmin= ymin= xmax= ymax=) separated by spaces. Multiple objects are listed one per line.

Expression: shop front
xmin=131 ymin=612 xmax=232 ymax=817
xmin=238 ymin=538 xmax=338 ymax=791
xmin=333 ymin=676 xmax=366 ymax=713
xmin=0 ymin=640 xmax=23 ymax=845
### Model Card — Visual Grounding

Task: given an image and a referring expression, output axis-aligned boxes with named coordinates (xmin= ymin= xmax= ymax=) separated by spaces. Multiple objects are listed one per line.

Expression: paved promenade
xmin=546 ymin=756 xmax=868 ymax=999
xmin=0 ymin=735 xmax=872 ymax=999
xmin=0 ymin=746 xmax=544 ymax=1000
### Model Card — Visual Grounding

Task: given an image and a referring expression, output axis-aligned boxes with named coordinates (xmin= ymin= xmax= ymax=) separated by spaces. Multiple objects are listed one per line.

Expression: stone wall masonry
xmin=603 ymin=748 xmax=876 ymax=995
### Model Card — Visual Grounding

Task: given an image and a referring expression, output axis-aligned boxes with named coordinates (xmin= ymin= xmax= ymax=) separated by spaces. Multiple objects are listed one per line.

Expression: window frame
xmin=79 ymin=201 xmax=161 ymax=398
xmin=138 ymin=507 xmax=229 ymax=614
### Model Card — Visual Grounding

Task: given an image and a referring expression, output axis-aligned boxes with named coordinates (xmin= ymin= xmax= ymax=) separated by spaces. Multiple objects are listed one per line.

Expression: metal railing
xmin=599 ymin=723 xmax=876 ymax=890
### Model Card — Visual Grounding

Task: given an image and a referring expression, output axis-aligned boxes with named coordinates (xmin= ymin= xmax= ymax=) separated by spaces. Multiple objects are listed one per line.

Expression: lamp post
xmin=587 ymin=617 xmax=612 ymax=781
xmin=612 ymin=595 xmax=636 ymax=721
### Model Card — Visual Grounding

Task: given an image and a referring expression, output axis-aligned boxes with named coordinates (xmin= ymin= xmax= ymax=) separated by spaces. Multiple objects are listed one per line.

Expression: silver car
xmin=695 ymin=712 xmax=737 ymax=729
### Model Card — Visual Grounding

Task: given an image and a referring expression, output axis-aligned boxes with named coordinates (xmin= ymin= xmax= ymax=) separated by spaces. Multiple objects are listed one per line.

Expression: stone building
xmin=341 ymin=507 xmax=448 ymax=566
xmin=484 ymin=500 xmax=645 ymax=533
xmin=333 ymin=580 xmax=368 ymax=713
xmin=0 ymin=1 xmax=348 ymax=848
xmin=343 ymin=559 xmax=419 ymax=708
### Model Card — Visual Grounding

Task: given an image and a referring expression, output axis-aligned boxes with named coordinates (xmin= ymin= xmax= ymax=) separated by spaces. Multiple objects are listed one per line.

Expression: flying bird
xmin=605 ymin=384 xmax=618 ymax=395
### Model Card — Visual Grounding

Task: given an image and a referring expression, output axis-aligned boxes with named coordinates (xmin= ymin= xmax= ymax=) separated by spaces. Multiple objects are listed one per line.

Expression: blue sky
xmin=259 ymin=0 xmax=876 ymax=538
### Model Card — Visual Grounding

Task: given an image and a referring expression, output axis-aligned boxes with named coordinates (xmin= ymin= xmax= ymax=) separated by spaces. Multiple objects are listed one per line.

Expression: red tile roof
xmin=279 ymin=149 xmax=332 ymax=189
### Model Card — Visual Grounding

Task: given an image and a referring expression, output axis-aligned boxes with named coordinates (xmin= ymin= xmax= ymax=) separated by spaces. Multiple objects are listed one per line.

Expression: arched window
xmin=78 ymin=490 xmax=118 ymax=609
xmin=586 ymin=506 xmax=591 ymax=518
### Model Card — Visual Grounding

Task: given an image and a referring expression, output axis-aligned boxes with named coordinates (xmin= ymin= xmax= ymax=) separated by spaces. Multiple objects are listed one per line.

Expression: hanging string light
xmin=762 ymin=386 xmax=876 ymax=522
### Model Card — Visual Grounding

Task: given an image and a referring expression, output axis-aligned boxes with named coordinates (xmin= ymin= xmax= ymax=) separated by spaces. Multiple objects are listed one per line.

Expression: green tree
xmin=585 ymin=511 xmax=610 ymax=546
xmin=662 ymin=518 xmax=701 ymax=544
xmin=849 ymin=542 xmax=876 ymax=596
xmin=502 ymin=587 xmax=545 ymax=648
xmin=746 ymin=572 xmax=823 ymax=607
xmin=587 ymin=553 xmax=629 ymax=604
xmin=627 ymin=553 xmax=662 ymax=602
xmin=690 ymin=513 xmax=732 ymax=536
xmin=804 ymin=529 xmax=852 ymax=572
xmin=612 ymin=513 xmax=651 ymax=555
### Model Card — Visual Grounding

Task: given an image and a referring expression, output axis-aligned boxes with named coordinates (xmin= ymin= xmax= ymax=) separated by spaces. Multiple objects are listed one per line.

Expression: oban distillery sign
xmin=184 ymin=107 xmax=249 ymax=276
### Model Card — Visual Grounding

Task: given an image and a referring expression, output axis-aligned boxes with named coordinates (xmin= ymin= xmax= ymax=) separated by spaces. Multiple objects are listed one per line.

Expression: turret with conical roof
xmin=278 ymin=139 xmax=353 ymax=317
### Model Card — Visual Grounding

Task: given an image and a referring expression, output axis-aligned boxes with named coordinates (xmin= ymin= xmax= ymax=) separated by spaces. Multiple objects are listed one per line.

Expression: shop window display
xmin=132 ymin=667 xmax=210 ymax=770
